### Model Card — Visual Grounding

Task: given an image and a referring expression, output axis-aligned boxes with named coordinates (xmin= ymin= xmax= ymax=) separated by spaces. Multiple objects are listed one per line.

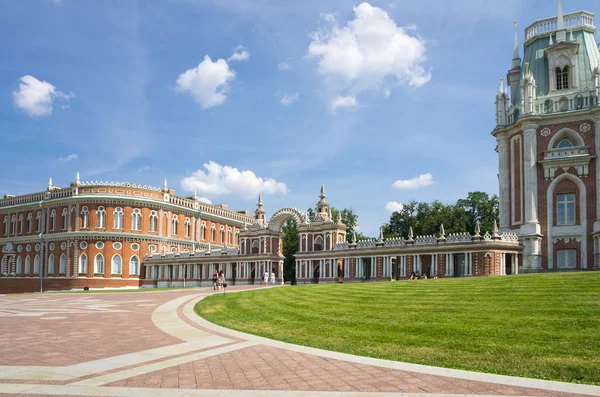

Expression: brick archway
xmin=267 ymin=208 xmax=309 ymax=232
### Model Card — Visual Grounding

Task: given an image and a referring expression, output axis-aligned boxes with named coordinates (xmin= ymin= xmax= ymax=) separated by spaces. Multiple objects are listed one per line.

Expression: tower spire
xmin=513 ymin=20 xmax=519 ymax=61
xmin=47 ymin=177 xmax=53 ymax=190
xmin=556 ymin=0 xmax=566 ymax=42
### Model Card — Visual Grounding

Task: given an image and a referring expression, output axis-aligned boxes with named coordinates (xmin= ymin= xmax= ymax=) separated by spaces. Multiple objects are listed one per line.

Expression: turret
xmin=507 ymin=20 xmax=522 ymax=106
xmin=254 ymin=193 xmax=266 ymax=223
xmin=316 ymin=184 xmax=329 ymax=221
xmin=496 ymin=79 xmax=509 ymax=126
xmin=556 ymin=0 xmax=566 ymax=42
xmin=522 ymin=62 xmax=536 ymax=115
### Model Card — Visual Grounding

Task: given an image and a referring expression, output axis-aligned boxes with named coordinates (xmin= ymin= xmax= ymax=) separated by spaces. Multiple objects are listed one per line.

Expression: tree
xmin=306 ymin=206 xmax=364 ymax=242
xmin=456 ymin=192 xmax=499 ymax=233
xmin=281 ymin=218 xmax=299 ymax=284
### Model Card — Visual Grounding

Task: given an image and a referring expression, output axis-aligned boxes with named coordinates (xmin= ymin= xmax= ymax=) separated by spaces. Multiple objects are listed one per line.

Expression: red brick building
xmin=493 ymin=4 xmax=600 ymax=271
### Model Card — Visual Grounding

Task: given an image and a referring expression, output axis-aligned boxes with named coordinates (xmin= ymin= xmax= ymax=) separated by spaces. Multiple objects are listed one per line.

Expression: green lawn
xmin=195 ymin=272 xmax=600 ymax=385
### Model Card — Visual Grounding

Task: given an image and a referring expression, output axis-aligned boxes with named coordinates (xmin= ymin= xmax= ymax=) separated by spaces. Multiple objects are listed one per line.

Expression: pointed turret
xmin=163 ymin=179 xmax=168 ymax=192
xmin=511 ymin=20 xmax=521 ymax=69
xmin=327 ymin=207 xmax=333 ymax=222
xmin=254 ymin=193 xmax=265 ymax=223
xmin=492 ymin=219 xmax=501 ymax=240
xmin=47 ymin=177 xmax=53 ymax=190
xmin=378 ymin=227 xmax=384 ymax=242
xmin=316 ymin=184 xmax=329 ymax=220
xmin=474 ymin=220 xmax=481 ymax=236
xmin=496 ymin=78 xmax=509 ymax=126
xmin=408 ymin=226 xmax=414 ymax=241
xmin=439 ymin=223 xmax=445 ymax=238
xmin=522 ymin=63 xmax=537 ymax=115
xmin=507 ymin=20 xmax=522 ymax=107
xmin=556 ymin=0 xmax=566 ymax=42
xmin=76 ymin=172 xmax=80 ymax=182
xmin=352 ymin=229 xmax=357 ymax=244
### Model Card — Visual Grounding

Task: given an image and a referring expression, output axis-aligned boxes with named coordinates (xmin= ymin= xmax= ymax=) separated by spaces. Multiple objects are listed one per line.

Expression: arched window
xmin=79 ymin=254 xmax=88 ymax=274
xmin=112 ymin=254 xmax=122 ymax=275
xmin=81 ymin=206 xmax=89 ymax=229
xmin=172 ymin=216 xmax=178 ymax=235
xmin=33 ymin=255 xmax=40 ymax=274
xmin=149 ymin=211 xmax=158 ymax=232
xmin=62 ymin=208 xmax=68 ymax=230
xmin=50 ymin=210 xmax=56 ymax=231
xmin=3 ymin=216 xmax=8 ymax=236
xmin=113 ymin=207 xmax=124 ymax=229
xmin=236 ymin=232 xmax=240 ymax=246
xmin=11 ymin=215 xmax=16 ymax=234
xmin=201 ymin=222 xmax=206 ymax=240
xmin=36 ymin=211 xmax=41 ymax=232
xmin=131 ymin=209 xmax=141 ymax=231
xmin=557 ymin=139 xmax=574 ymax=149
xmin=314 ymin=235 xmax=324 ymax=251
xmin=59 ymin=254 xmax=66 ymax=274
xmin=556 ymin=66 xmax=570 ymax=90
xmin=129 ymin=255 xmax=139 ymax=275
xmin=251 ymin=240 xmax=259 ymax=254
xmin=220 ymin=226 xmax=225 ymax=243
xmin=25 ymin=256 xmax=31 ymax=275
xmin=184 ymin=218 xmax=190 ymax=237
xmin=210 ymin=225 xmax=216 ymax=241
xmin=94 ymin=254 xmax=104 ymax=274
xmin=16 ymin=257 xmax=22 ymax=275
xmin=97 ymin=206 xmax=106 ymax=228
xmin=19 ymin=214 xmax=24 ymax=234
xmin=27 ymin=213 xmax=32 ymax=233
xmin=48 ymin=254 xmax=55 ymax=275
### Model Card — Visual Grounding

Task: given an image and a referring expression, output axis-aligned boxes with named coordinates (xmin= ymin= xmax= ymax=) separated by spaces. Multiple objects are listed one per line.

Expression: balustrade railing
xmin=525 ymin=11 xmax=594 ymax=42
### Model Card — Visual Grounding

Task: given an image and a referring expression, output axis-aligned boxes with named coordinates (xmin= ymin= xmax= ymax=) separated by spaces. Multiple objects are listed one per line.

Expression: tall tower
xmin=493 ymin=1 xmax=600 ymax=271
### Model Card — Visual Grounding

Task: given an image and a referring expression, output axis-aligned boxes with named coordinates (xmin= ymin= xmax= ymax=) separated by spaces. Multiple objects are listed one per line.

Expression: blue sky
xmin=0 ymin=0 xmax=591 ymax=236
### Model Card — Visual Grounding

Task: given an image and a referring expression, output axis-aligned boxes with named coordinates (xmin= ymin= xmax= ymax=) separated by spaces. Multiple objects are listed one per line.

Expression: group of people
xmin=212 ymin=270 xmax=225 ymax=290
xmin=263 ymin=271 xmax=276 ymax=286
xmin=409 ymin=271 xmax=437 ymax=280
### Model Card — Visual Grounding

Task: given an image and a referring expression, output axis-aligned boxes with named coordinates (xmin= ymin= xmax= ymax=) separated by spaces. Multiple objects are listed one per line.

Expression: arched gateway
xmin=267 ymin=207 xmax=309 ymax=232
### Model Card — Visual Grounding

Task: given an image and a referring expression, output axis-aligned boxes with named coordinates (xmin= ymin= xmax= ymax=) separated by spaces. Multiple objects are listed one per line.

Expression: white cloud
xmin=308 ymin=2 xmax=430 ymax=106
xmin=280 ymin=92 xmax=299 ymax=106
xmin=59 ymin=154 xmax=78 ymax=162
xmin=277 ymin=62 xmax=290 ymax=71
xmin=385 ymin=201 xmax=404 ymax=214
xmin=228 ymin=45 xmax=250 ymax=62
xmin=198 ymin=197 xmax=213 ymax=204
xmin=12 ymin=75 xmax=73 ymax=117
xmin=181 ymin=161 xmax=288 ymax=199
xmin=174 ymin=56 xmax=236 ymax=109
xmin=392 ymin=173 xmax=435 ymax=189
xmin=330 ymin=95 xmax=358 ymax=112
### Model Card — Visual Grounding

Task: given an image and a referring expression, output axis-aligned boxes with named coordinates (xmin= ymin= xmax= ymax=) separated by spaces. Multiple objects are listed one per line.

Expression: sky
xmin=0 ymin=0 xmax=592 ymax=237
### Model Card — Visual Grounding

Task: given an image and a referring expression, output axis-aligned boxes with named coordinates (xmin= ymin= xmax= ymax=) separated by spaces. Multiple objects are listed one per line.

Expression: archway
xmin=267 ymin=208 xmax=309 ymax=232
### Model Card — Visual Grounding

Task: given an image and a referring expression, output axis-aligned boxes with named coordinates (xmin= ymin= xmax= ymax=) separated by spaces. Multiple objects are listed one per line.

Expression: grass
xmin=195 ymin=272 xmax=600 ymax=385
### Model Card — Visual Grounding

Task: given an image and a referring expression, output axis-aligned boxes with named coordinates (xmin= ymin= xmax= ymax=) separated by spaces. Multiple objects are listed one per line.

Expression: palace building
xmin=493 ymin=1 xmax=600 ymax=271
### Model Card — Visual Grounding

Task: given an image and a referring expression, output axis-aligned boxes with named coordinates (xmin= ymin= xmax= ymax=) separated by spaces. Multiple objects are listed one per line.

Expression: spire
xmin=76 ymin=172 xmax=80 ymax=182
xmin=556 ymin=0 xmax=566 ymax=42
xmin=327 ymin=207 xmax=333 ymax=222
xmin=320 ymin=184 xmax=325 ymax=198
xmin=163 ymin=179 xmax=168 ymax=191
xmin=379 ymin=227 xmax=384 ymax=242
xmin=408 ymin=226 xmax=414 ymax=241
xmin=513 ymin=20 xmax=519 ymax=59
xmin=255 ymin=193 xmax=265 ymax=220
xmin=316 ymin=184 xmax=329 ymax=219
xmin=47 ymin=177 xmax=53 ymax=190
xmin=258 ymin=193 xmax=263 ymax=205
xmin=474 ymin=220 xmax=481 ymax=236
xmin=497 ymin=78 xmax=505 ymax=96
xmin=439 ymin=223 xmax=445 ymax=238
xmin=352 ymin=229 xmax=357 ymax=244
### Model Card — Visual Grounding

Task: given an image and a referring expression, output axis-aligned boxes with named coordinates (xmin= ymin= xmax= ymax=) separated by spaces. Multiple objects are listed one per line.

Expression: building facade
xmin=0 ymin=174 xmax=253 ymax=293
xmin=493 ymin=2 xmax=600 ymax=272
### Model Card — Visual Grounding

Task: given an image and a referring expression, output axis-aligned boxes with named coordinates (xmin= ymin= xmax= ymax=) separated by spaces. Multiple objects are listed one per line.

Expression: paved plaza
xmin=0 ymin=286 xmax=599 ymax=397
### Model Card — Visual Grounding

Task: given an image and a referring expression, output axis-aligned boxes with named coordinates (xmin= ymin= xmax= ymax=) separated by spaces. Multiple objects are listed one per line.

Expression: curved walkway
xmin=0 ymin=287 xmax=598 ymax=397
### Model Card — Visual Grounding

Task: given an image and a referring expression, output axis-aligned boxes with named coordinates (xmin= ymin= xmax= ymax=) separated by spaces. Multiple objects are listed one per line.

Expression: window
xmin=184 ymin=218 xmax=190 ymax=237
xmin=36 ymin=211 xmax=41 ymax=232
xmin=149 ymin=211 xmax=157 ymax=232
xmin=557 ymin=139 xmax=574 ymax=149
xmin=19 ymin=214 xmax=23 ymax=234
xmin=131 ymin=243 xmax=139 ymax=251
xmin=62 ymin=208 xmax=68 ymax=230
xmin=16 ymin=257 xmax=22 ymax=275
xmin=112 ymin=254 xmax=122 ymax=275
xmin=220 ymin=226 xmax=224 ymax=243
xmin=129 ymin=255 xmax=139 ymax=275
xmin=556 ymin=66 xmax=570 ymax=90
xmin=172 ymin=216 xmax=178 ymax=235
xmin=113 ymin=242 xmax=122 ymax=250
xmin=79 ymin=254 xmax=88 ymax=274
xmin=557 ymin=193 xmax=575 ymax=225
xmin=95 ymin=241 xmax=104 ymax=249
xmin=3 ymin=216 xmax=8 ymax=236
xmin=132 ymin=209 xmax=141 ymax=231
xmin=27 ymin=213 xmax=32 ymax=233
xmin=11 ymin=215 xmax=16 ymax=234
xmin=48 ymin=254 xmax=55 ymax=275
xmin=210 ymin=225 xmax=216 ymax=241
xmin=113 ymin=207 xmax=124 ymax=229
xmin=557 ymin=249 xmax=577 ymax=268
xmin=94 ymin=254 xmax=104 ymax=274
xmin=97 ymin=206 xmax=106 ymax=228
xmin=59 ymin=254 xmax=66 ymax=274
xmin=33 ymin=256 xmax=40 ymax=274
xmin=236 ymin=232 xmax=240 ymax=246
xmin=25 ymin=256 xmax=31 ymax=275
xmin=81 ymin=207 xmax=89 ymax=229
xmin=50 ymin=210 xmax=56 ymax=231
xmin=80 ymin=241 xmax=88 ymax=249
xmin=201 ymin=222 xmax=206 ymax=240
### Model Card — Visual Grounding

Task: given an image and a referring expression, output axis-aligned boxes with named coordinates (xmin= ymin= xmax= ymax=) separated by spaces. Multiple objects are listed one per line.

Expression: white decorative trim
xmin=540 ymin=127 xmax=551 ymax=137
xmin=580 ymin=123 xmax=591 ymax=133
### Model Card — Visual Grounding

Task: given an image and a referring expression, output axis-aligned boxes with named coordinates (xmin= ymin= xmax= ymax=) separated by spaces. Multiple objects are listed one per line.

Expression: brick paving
xmin=0 ymin=286 xmax=597 ymax=397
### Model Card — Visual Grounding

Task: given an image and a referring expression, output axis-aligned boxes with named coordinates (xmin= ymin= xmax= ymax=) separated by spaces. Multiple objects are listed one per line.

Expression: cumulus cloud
xmin=181 ymin=161 xmax=288 ymax=199
xmin=308 ymin=2 xmax=430 ymax=106
xmin=228 ymin=45 xmax=250 ymax=62
xmin=392 ymin=173 xmax=435 ymax=189
xmin=385 ymin=201 xmax=404 ymax=214
xmin=197 ymin=197 xmax=213 ymax=204
xmin=59 ymin=154 xmax=78 ymax=162
xmin=280 ymin=92 xmax=299 ymax=106
xmin=330 ymin=95 xmax=358 ymax=112
xmin=175 ymin=56 xmax=236 ymax=109
xmin=12 ymin=75 xmax=73 ymax=117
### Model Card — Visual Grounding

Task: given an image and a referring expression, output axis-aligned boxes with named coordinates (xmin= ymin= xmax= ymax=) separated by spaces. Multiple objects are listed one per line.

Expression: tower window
xmin=557 ymin=193 xmax=575 ymax=225
xmin=556 ymin=66 xmax=569 ymax=90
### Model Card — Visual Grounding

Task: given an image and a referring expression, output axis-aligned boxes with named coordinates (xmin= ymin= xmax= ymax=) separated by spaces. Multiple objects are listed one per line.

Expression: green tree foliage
xmin=382 ymin=192 xmax=499 ymax=238
xmin=281 ymin=218 xmax=299 ymax=283
xmin=306 ymin=206 xmax=364 ymax=242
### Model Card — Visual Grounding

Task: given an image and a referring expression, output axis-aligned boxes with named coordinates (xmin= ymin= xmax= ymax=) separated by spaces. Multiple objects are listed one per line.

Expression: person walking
xmin=269 ymin=271 xmax=275 ymax=285
xmin=263 ymin=270 xmax=269 ymax=286
xmin=218 ymin=270 xmax=225 ymax=291
xmin=212 ymin=269 xmax=219 ymax=290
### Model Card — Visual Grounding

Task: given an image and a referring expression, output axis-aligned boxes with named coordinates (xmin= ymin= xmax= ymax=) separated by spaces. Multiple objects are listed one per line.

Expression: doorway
xmin=453 ymin=254 xmax=466 ymax=277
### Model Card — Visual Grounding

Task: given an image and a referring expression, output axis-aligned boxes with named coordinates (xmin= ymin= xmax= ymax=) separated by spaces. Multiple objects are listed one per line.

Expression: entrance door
xmin=337 ymin=259 xmax=343 ymax=283
xmin=421 ymin=255 xmax=431 ymax=278
xmin=363 ymin=258 xmax=371 ymax=280
xmin=453 ymin=254 xmax=465 ymax=277
xmin=313 ymin=261 xmax=320 ymax=283
xmin=505 ymin=254 xmax=513 ymax=275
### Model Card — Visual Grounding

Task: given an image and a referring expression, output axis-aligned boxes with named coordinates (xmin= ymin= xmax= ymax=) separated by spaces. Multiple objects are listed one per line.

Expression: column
xmin=521 ymin=123 xmax=542 ymax=270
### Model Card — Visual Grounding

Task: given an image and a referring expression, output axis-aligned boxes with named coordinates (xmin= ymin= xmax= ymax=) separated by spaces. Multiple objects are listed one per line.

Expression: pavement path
xmin=0 ymin=285 xmax=598 ymax=397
